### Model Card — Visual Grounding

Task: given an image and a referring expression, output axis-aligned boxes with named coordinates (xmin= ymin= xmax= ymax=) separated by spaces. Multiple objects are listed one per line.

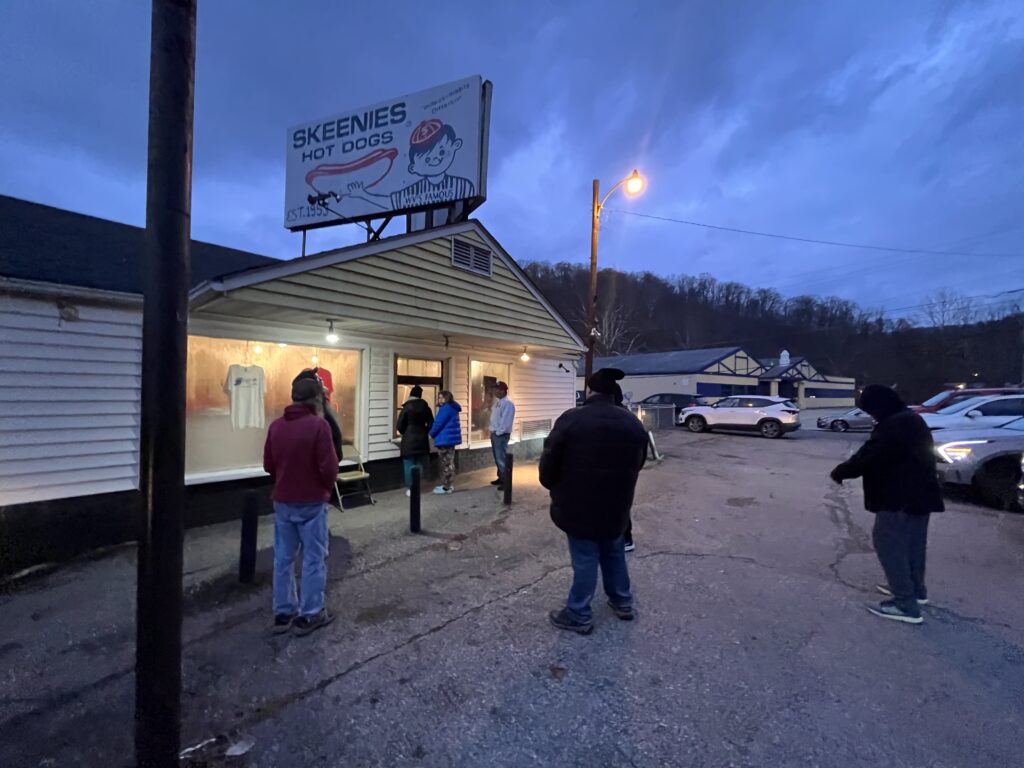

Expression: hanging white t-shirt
xmin=224 ymin=364 xmax=266 ymax=430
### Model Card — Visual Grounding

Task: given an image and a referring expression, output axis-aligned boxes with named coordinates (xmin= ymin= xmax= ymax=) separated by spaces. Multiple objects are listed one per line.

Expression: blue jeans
xmin=491 ymin=432 xmax=510 ymax=479
xmin=565 ymin=535 xmax=632 ymax=622
xmin=403 ymin=456 xmax=425 ymax=488
xmin=273 ymin=501 xmax=329 ymax=617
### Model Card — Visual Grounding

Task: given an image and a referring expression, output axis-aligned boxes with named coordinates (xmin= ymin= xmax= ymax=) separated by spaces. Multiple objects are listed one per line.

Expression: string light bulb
xmin=520 ymin=347 xmax=530 ymax=362
xmin=325 ymin=320 xmax=339 ymax=344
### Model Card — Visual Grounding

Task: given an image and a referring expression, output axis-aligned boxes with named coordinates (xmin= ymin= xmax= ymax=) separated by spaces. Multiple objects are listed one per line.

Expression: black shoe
xmin=866 ymin=600 xmax=923 ymax=624
xmin=607 ymin=600 xmax=635 ymax=621
xmin=292 ymin=609 xmax=336 ymax=636
xmin=548 ymin=608 xmax=593 ymax=635
xmin=876 ymin=583 xmax=929 ymax=605
xmin=272 ymin=613 xmax=297 ymax=634
xmin=490 ymin=479 xmax=503 ymax=486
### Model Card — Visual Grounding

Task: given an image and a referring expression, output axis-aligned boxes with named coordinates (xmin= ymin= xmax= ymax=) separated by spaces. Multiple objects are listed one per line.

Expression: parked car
xmin=923 ymin=394 xmax=1024 ymax=431
xmin=934 ymin=418 xmax=1024 ymax=510
xmin=677 ymin=396 xmax=800 ymax=439
xmin=636 ymin=393 xmax=709 ymax=417
xmin=816 ymin=408 xmax=874 ymax=432
xmin=911 ymin=386 xmax=1024 ymax=413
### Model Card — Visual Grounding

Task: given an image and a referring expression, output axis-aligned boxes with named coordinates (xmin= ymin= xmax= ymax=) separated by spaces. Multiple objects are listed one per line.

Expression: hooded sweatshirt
xmin=832 ymin=385 xmax=944 ymax=513
xmin=430 ymin=400 xmax=463 ymax=447
xmin=263 ymin=403 xmax=340 ymax=503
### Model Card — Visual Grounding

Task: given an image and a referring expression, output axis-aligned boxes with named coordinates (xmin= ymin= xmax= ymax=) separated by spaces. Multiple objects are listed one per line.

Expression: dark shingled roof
xmin=0 ymin=195 xmax=277 ymax=294
xmin=577 ymin=347 xmax=743 ymax=376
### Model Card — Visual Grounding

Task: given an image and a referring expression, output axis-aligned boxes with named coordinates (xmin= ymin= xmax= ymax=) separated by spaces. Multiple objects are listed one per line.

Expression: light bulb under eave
xmin=520 ymin=351 xmax=530 ymax=362
xmin=253 ymin=344 xmax=263 ymax=355
xmin=326 ymin=332 xmax=339 ymax=343
xmin=625 ymin=170 xmax=644 ymax=196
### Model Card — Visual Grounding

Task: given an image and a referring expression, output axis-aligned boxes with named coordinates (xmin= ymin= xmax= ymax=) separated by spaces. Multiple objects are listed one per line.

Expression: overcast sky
xmin=1 ymin=1 xmax=1022 ymax=321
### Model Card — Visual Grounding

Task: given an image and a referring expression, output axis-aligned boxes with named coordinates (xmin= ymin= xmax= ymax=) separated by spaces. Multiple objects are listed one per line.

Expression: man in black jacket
xmin=540 ymin=368 xmax=649 ymax=634
xmin=831 ymin=384 xmax=944 ymax=624
xmin=396 ymin=385 xmax=434 ymax=497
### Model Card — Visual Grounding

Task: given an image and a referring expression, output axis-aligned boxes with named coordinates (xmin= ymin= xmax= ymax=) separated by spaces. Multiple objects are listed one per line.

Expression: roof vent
xmin=451 ymin=237 xmax=492 ymax=277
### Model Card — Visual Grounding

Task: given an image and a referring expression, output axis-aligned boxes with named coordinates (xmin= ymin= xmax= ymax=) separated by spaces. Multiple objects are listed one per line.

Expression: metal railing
xmin=628 ymin=403 xmax=678 ymax=431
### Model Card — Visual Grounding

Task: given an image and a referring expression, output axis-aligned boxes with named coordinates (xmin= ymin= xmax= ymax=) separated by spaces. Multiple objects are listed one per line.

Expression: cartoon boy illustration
xmin=347 ymin=118 xmax=476 ymax=210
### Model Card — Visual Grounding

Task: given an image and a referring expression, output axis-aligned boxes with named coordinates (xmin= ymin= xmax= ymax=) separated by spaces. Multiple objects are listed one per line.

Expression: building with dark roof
xmin=0 ymin=195 xmax=582 ymax=575
xmin=577 ymin=346 xmax=855 ymax=407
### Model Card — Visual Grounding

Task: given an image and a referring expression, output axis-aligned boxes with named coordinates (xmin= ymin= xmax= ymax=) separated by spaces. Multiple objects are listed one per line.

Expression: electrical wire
xmin=605 ymin=209 xmax=1020 ymax=260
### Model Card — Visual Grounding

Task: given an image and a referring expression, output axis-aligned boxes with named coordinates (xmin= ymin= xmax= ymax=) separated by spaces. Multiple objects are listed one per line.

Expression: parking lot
xmin=2 ymin=424 xmax=1023 ymax=766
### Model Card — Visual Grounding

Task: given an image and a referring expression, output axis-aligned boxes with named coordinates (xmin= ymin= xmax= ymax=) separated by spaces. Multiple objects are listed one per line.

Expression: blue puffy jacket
xmin=430 ymin=401 xmax=463 ymax=448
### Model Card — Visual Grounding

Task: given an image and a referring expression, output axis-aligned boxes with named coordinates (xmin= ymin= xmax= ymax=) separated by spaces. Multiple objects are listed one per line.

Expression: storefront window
xmin=395 ymin=356 xmax=444 ymax=436
xmin=469 ymin=360 xmax=511 ymax=444
xmin=185 ymin=335 xmax=360 ymax=476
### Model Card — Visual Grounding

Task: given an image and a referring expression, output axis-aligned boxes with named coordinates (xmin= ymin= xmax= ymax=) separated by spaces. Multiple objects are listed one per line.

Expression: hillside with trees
xmin=524 ymin=262 xmax=1023 ymax=403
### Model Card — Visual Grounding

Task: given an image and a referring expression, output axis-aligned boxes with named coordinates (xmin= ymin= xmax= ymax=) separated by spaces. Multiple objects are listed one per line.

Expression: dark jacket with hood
xmin=831 ymin=385 xmax=944 ymax=514
xmin=292 ymin=369 xmax=342 ymax=461
xmin=397 ymin=398 xmax=434 ymax=457
xmin=539 ymin=392 xmax=649 ymax=539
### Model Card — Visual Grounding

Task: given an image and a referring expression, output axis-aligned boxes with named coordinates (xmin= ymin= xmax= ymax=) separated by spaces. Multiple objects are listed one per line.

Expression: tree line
xmin=524 ymin=262 xmax=1024 ymax=403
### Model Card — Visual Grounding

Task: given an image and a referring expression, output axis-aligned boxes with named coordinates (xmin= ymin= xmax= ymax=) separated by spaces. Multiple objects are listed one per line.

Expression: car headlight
xmin=936 ymin=440 xmax=990 ymax=463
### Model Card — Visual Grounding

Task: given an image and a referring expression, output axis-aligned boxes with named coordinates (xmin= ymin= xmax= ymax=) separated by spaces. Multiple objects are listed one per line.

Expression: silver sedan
xmin=816 ymin=408 xmax=874 ymax=432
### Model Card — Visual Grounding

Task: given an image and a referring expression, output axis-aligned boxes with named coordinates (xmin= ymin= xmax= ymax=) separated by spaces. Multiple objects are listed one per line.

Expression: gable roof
xmin=190 ymin=219 xmax=585 ymax=352
xmin=0 ymin=195 xmax=277 ymax=295
xmin=579 ymin=347 xmax=743 ymax=376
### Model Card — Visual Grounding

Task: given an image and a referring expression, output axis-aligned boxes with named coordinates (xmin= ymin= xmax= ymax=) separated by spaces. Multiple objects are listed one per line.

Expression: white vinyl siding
xmin=510 ymin=357 xmax=575 ymax=440
xmin=0 ymin=295 xmax=141 ymax=505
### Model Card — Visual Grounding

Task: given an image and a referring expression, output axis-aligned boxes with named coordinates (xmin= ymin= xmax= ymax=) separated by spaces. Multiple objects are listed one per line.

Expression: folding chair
xmin=334 ymin=444 xmax=375 ymax=510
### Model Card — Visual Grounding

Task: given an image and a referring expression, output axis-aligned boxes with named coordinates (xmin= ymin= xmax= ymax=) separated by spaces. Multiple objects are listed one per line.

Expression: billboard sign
xmin=285 ymin=76 xmax=488 ymax=230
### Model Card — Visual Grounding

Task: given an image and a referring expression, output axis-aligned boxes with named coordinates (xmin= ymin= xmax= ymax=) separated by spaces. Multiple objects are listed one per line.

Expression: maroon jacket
xmin=263 ymin=404 xmax=340 ymax=503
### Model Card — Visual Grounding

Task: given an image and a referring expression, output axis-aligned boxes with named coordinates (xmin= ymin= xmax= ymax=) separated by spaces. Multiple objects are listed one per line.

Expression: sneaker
xmin=272 ymin=613 xmax=297 ymax=634
xmin=876 ymin=584 xmax=929 ymax=605
xmin=548 ymin=608 xmax=593 ymax=635
xmin=607 ymin=600 xmax=636 ymax=621
xmin=405 ymin=489 xmax=411 ymax=497
xmin=292 ymin=610 xmax=336 ymax=637
xmin=432 ymin=485 xmax=453 ymax=495
xmin=624 ymin=541 xmax=636 ymax=553
xmin=490 ymin=479 xmax=503 ymax=486
xmin=866 ymin=600 xmax=923 ymax=624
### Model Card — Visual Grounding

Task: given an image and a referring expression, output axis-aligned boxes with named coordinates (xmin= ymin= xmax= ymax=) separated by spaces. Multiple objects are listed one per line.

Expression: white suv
xmin=677 ymin=396 xmax=801 ymax=439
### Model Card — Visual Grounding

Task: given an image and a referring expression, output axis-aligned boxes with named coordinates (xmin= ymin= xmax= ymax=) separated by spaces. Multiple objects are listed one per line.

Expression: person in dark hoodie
xmin=263 ymin=378 xmax=340 ymax=636
xmin=292 ymin=368 xmax=343 ymax=461
xmin=540 ymin=367 xmax=649 ymax=634
xmin=831 ymin=384 xmax=944 ymax=624
xmin=396 ymin=385 xmax=434 ymax=496
xmin=429 ymin=390 xmax=463 ymax=494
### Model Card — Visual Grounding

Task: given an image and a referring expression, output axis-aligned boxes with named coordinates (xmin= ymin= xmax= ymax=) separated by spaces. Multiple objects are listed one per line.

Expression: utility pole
xmin=135 ymin=1 xmax=196 ymax=765
xmin=584 ymin=179 xmax=600 ymax=385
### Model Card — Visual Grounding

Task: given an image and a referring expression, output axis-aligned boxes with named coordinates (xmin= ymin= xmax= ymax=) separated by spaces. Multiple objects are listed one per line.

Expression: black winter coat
xmin=539 ymin=393 xmax=649 ymax=540
xmin=396 ymin=398 xmax=434 ymax=457
xmin=832 ymin=408 xmax=944 ymax=514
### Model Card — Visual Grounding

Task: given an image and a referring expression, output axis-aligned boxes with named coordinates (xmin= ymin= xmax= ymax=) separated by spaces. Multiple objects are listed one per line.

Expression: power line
xmin=606 ymin=209 xmax=1021 ymax=260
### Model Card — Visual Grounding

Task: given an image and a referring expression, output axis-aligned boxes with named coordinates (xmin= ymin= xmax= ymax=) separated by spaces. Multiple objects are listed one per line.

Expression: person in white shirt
xmin=489 ymin=381 xmax=516 ymax=489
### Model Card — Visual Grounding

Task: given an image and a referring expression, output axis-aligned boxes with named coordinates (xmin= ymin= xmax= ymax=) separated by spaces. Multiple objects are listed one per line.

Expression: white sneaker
xmin=405 ymin=489 xmax=411 ymax=497
xmin=432 ymin=485 xmax=453 ymax=495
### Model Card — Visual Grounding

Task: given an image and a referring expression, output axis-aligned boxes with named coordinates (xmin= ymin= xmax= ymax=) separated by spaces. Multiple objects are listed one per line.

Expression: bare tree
xmin=921 ymin=288 xmax=976 ymax=328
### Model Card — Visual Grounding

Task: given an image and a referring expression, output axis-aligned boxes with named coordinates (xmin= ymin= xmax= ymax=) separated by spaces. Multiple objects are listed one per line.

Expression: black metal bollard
xmin=410 ymin=464 xmax=422 ymax=533
xmin=238 ymin=490 xmax=258 ymax=584
xmin=503 ymin=453 xmax=514 ymax=505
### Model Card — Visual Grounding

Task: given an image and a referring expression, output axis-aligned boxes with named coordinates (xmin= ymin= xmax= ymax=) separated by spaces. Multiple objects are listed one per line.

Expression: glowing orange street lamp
xmin=584 ymin=169 xmax=645 ymax=385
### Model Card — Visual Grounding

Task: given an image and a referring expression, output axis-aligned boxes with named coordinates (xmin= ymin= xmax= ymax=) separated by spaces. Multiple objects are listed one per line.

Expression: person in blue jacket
xmin=429 ymin=390 xmax=463 ymax=494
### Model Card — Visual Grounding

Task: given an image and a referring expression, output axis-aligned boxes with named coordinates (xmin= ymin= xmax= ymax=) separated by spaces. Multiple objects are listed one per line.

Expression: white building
xmin=0 ymin=196 xmax=582 ymax=574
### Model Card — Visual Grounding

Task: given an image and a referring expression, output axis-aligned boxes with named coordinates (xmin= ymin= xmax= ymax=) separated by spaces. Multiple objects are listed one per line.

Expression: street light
xmin=584 ymin=169 xmax=645 ymax=386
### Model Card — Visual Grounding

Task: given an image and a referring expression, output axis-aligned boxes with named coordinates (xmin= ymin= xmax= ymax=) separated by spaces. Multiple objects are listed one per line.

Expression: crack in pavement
xmin=824 ymin=482 xmax=873 ymax=592
xmin=226 ymin=562 xmax=572 ymax=733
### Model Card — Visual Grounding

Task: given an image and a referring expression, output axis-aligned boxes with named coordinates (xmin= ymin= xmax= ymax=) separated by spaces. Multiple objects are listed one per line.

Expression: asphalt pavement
xmin=1 ymin=426 xmax=1022 ymax=767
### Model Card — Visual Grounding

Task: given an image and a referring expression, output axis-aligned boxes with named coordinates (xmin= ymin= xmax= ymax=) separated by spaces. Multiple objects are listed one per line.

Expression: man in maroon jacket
xmin=263 ymin=378 xmax=340 ymax=636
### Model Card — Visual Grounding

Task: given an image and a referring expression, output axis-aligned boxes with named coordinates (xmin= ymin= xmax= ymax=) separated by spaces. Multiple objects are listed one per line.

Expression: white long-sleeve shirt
xmin=489 ymin=396 xmax=516 ymax=436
